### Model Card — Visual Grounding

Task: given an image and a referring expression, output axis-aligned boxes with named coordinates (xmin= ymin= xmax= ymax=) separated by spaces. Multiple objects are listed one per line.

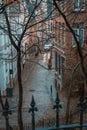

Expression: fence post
xmin=77 ymin=83 xmax=84 ymax=130
xmin=2 ymin=98 xmax=12 ymax=130
xmin=29 ymin=95 xmax=38 ymax=130
xmin=53 ymin=92 xmax=62 ymax=128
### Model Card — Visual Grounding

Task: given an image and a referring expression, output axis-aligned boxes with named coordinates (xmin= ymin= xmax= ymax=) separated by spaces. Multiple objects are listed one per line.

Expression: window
xmin=72 ymin=23 xmax=84 ymax=47
xmin=0 ymin=35 xmax=2 ymax=43
xmin=4 ymin=35 xmax=9 ymax=49
xmin=6 ymin=76 xmax=9 ymax=85
xmin=74 ymin=0 xmax=85 ymax=11
xmin=57 ymin=55 xmax=64 ymax=76
xmin=5 ymin=60 xmax=8 ymax=72
xmin=58 ymin=55 xmax=61 ymax=75
xmin=0 ymin=35 xmax=4 ymax=49
xmin=57 ymin=22 xmax=66 ymax=45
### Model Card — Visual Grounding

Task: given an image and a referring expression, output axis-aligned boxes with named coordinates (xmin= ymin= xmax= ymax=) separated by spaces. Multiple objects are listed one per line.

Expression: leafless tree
xmin=0 ymin=0 xmax=54 ymax=129
xmin=1 ymin=0 xmax=87 ymax=128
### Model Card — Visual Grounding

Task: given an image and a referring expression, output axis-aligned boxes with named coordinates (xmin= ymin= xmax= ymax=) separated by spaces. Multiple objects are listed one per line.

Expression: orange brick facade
xmin=52 ymin=0 xmax=87 ymax=90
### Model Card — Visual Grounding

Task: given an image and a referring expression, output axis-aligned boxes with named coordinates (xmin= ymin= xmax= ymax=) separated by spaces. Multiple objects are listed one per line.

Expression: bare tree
xmin=0 ymin=0 xmax=54 ymax=129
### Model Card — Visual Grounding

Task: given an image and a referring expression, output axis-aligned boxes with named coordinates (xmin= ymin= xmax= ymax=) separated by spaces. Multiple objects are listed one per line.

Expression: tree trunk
xmin=17 ymin=51 xmax=23 ymax=130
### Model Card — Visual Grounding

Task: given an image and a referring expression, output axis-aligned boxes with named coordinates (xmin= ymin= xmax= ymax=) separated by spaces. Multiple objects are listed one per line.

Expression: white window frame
xmin=74 ymin=0 xmax=85 ymax=11
xmin=72 ymin=24 xmax=84 ymax=47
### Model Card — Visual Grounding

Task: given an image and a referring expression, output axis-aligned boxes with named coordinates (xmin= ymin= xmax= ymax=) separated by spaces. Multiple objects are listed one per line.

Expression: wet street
xmin=23 ymin=52 xmax=56 ymax=107
xmin=22 ymin=52 xmax=57 ymax=123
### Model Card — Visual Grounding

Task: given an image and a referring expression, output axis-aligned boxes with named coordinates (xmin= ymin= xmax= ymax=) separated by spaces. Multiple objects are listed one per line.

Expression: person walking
xmin=50 ymin=85 xmax=52 ymax=94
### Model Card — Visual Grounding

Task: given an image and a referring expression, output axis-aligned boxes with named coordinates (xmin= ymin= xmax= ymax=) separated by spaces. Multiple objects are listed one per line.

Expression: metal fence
xmin=0 ymin=91 xmax=87 ymax=130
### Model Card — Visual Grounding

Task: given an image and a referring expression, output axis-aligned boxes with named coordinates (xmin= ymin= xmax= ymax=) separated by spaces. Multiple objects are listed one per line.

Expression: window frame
xmin=72 ymin=23 xmax=84 ymax=47
xmin=73 ymin=0 xmax=85 ymax=11
xmin=57 ymin=55 xmax=63 ymax=77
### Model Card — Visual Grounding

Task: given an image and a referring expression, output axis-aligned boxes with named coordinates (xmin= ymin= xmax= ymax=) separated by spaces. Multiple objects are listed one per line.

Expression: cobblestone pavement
xmin=0 ymin=52 xmax=67 ymax=128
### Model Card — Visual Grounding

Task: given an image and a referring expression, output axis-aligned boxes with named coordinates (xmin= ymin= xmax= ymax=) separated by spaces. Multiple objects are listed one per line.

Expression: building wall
xmin=0 ymin=1 xmax=22 ymax=95
xmin=53 ymin=0 xmax=87 ymax=90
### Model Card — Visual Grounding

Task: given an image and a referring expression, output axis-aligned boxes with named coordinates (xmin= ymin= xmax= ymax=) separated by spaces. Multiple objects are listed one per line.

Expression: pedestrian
xmin=50 ymin=85 xmax=52 ymax=94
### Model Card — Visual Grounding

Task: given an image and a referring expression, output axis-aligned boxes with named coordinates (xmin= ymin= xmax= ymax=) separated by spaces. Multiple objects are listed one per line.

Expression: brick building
xmin=52 ymin=0 xmax=87 ymax=91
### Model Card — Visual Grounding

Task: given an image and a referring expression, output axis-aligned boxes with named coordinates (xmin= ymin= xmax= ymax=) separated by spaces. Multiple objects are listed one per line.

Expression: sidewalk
xmin=13 ymin=54 xmax=40 ymax=96
xmin=0 ymin=55 xmax=40 ymax=128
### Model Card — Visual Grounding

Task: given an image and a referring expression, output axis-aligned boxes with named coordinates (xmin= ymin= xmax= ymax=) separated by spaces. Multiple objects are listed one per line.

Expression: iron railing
xmin=0 ymin=91 xmax=87 ymax=130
